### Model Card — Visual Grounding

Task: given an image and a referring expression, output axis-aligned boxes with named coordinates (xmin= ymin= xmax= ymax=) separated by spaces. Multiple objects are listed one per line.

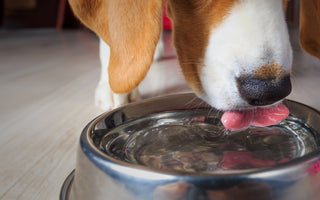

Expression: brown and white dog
xmin=69 ymin=0 xmax=320 ymax=129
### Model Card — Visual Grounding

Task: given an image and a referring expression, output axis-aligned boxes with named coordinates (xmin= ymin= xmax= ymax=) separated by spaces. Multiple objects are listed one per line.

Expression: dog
xmin=69 ymin=0 xmax=319 ymax=130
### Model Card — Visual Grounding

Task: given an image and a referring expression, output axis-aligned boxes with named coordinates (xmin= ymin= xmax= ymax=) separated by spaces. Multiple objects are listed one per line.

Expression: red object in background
xmin=163 ymin=1 xmax=172 ymax=30
xmin=308 ymin=161 xmax=320 ymax=174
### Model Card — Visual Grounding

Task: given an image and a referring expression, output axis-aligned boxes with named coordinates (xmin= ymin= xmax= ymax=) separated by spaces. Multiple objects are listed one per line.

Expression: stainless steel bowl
xmin=61 ymin=93 xmax=320 ymax=200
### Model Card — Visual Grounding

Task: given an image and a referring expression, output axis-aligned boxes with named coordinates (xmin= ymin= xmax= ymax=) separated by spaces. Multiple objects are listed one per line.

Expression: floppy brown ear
xmin=299 ymin=0 xmax=320 ymax=59
xmin=68 ymin=0 xmax=163 ymax=93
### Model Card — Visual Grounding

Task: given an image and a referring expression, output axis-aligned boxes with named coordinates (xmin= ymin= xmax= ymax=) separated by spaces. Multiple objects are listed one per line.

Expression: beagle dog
xmin=69 ymin=0 xmax=320 ymax=130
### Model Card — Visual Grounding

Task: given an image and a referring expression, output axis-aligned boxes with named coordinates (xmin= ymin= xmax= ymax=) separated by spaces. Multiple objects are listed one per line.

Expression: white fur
xmin=200 ymin=0 xmax=293 ymax=110
xmin=154 ymin=30 xmax=165 ymax=61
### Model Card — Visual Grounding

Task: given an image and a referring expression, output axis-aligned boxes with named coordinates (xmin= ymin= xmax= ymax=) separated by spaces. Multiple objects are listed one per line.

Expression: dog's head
xmin=167 ymin=0 xmax=294 ymax=110
xmin=69 ymin=0 xmax=320 ymax=111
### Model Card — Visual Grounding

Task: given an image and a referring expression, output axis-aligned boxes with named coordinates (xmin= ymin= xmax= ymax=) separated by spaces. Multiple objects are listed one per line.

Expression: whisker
xmin=184 ymin=96 xmax=199 ymax=107
xmin=207 ymin=107 xmax=215 ymax=118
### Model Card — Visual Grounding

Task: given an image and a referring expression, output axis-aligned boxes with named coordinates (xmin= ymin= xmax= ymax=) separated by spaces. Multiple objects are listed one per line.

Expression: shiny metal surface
xmin=64 ymin=93 xmax=320 ymax=200
xmin=60 ymin=170 xmax=74 ymax=200
xmin=101 ymin=111 xmax=318 ymax=173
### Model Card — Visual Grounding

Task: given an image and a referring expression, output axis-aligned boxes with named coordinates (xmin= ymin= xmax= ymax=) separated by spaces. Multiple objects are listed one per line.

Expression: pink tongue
xmin=221 ymin=103 xmax=289 ymax=131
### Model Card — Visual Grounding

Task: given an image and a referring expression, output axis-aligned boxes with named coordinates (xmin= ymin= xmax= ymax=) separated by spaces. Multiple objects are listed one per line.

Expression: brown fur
xmin=69 ymin=0 xmax=110 ymax=42
xmin=69 ymin=0 xmax=163 ymax=93
xmin=68 ymin=0 xmax=319 ymax=95
xmin=254 ymin=62 xmax=285 ymax=80
xmin=167 ymin=0 xmax=239 ymax=93
xmin=299 ymin=0 xmax=320 ymax=59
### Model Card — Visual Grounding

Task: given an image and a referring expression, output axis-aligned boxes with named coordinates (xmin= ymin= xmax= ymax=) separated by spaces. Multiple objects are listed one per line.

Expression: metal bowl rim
xmin=60 ymin=170 xmax=74 ymax=200
xmin=80 ymin=93 xmax=320 ymax=178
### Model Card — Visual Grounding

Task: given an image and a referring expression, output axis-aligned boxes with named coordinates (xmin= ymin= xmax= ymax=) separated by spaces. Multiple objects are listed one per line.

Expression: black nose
xmin=237 ymin=75 xmax=292 ymax=106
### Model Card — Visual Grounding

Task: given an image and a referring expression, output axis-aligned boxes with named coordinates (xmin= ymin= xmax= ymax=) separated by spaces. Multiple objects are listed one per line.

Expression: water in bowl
xmin=100 ymin=110 xmax=319 ymax=173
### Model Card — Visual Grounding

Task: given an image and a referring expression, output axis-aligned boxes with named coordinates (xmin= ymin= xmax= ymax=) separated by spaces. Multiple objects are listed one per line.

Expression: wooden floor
xmin=0 ymin=28 xmax=319 ymax=200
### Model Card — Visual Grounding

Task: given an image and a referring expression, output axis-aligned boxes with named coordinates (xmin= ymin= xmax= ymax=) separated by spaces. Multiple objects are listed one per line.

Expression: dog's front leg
xmin=153 ymin=21 xmax=164 ymax=61
xmin=95 ymin=38 xmax=140 ymax=111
